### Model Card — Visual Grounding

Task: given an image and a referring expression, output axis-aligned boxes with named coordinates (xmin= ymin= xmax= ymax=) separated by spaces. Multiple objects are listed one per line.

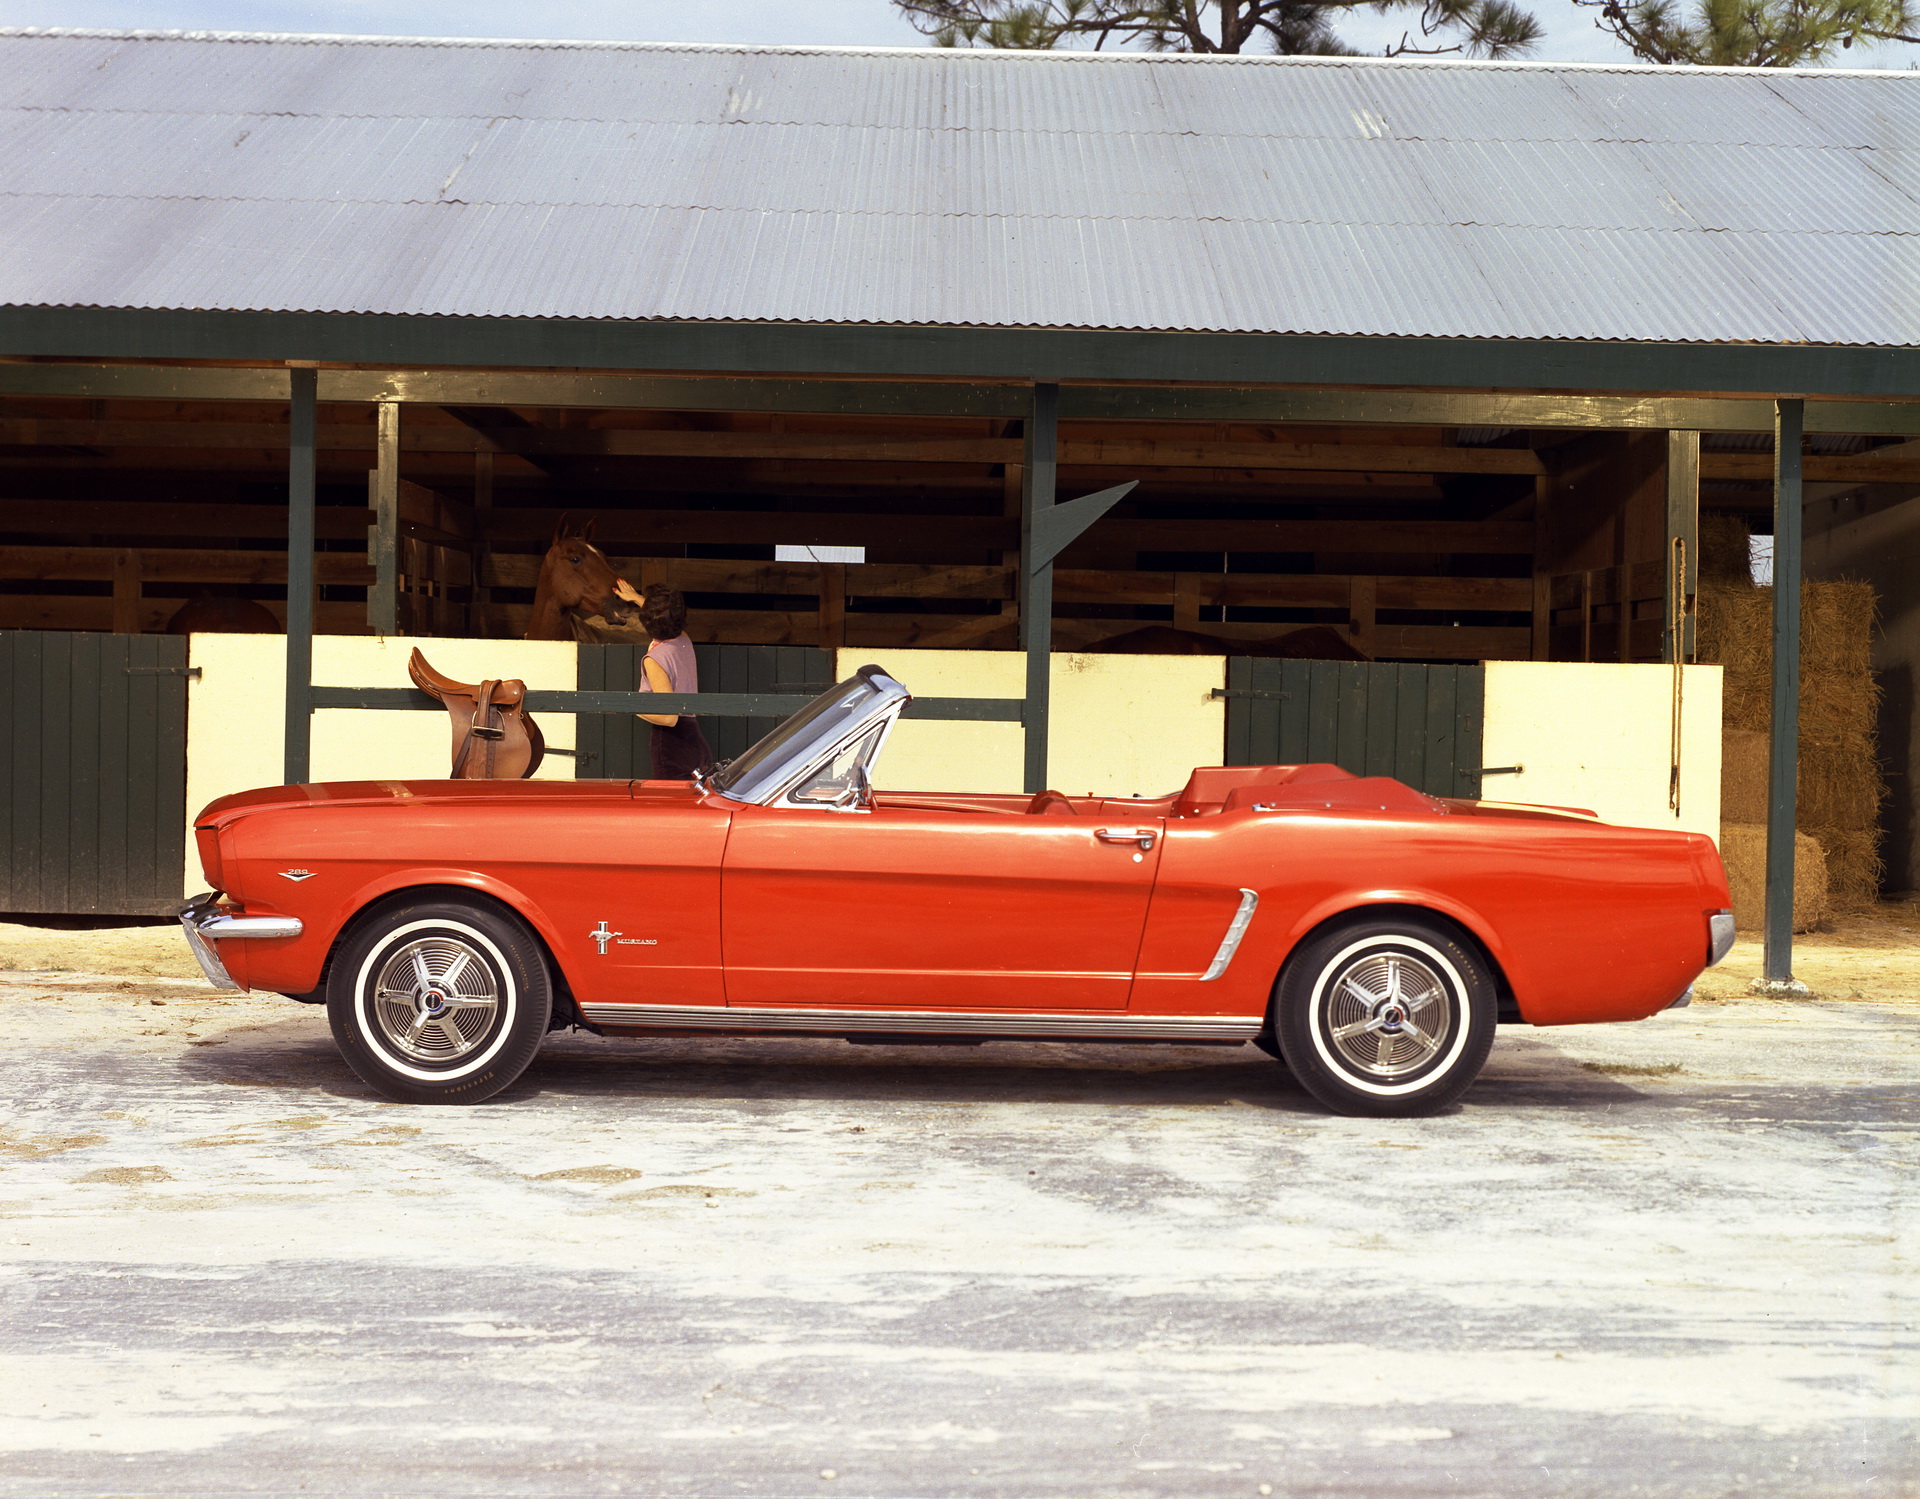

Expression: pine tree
xmin=893 ymin=0 xmax=1544 ymax=59
xmin=1574 ymin=0 xmax=1919 ymax=65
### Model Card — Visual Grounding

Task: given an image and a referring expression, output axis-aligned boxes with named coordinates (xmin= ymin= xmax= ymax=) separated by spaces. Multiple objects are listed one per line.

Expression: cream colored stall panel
xmin=840 ymin=648 xmax=1024 ymax=793
xmin=836 ymin=649 xmax=1226 ymax=798
xmin=185 ymin=635 xmax=578 ymax=895
xmin=1481 ymin=662 xmax=1722 ymax=839
xmin=311 ymin=637 xmax=577 ymax=787
xmin=1045 ymin=652 xmax=1226 ymax=798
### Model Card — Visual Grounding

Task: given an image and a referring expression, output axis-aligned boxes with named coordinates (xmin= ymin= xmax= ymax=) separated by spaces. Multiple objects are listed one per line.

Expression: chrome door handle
xmin=1095 ymin=827 xmax=1156 ymax=850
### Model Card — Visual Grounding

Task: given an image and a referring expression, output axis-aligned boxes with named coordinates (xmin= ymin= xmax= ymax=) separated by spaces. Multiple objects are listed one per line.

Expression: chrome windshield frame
xmin=708 ymin=665 xmax=910 ymax=808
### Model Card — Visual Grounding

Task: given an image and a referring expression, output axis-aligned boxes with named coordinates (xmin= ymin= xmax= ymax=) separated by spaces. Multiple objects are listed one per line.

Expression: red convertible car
xmin=183 ymin=666 xmax=1733 ymax=1117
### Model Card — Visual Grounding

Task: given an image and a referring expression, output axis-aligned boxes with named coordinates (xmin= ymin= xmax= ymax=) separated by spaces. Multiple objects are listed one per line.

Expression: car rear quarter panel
xmin=1136 ymin=807 xmax=1715 ymax=1026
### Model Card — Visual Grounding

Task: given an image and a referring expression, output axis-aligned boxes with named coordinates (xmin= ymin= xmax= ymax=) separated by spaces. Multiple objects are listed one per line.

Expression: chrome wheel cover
xmin=369 ymin=936 xmax=501 ymax=1063
xmin=1323 ymin=950 xmax=1456 ymax=1081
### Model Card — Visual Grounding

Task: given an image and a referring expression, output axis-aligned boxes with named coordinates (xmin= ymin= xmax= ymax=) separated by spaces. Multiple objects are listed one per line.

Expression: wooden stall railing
xmin=0 ymin=479 xmax=1534 ymax=658
xmin=0 ymin=545 xmax=372 ymax=633
xmin=0 ymin=537 xmax=1534 ymax=659
xmin=480 ymin=555 xmax=1534 ymax=659
xmin=1547 ymin=562 xmax=1669 ymax=663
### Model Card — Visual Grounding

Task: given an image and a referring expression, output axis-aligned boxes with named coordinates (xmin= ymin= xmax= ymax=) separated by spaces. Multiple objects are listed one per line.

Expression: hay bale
xmin=1720 ymin=728 xmax=1769 ymax=824
xmin=1698 ymin=511 xmax=1754 ymax=584
xmin=1695 ymin=580 xmax=1768 ymax=686
xmin=1803 ymin=823 xmax=1884 ymax=913
xmin=1719 ymin=822 xmax=1830 ymax=932
xmin=1697 ymin=581 xmax=1879 ymax=716
xmin=1700 ymin=575 xmax=1885 ymax=906
xmin=1802 ymin=580 xmax=1877 ymax=677
xmin=1798 ymin=671 xmax=1880 ymax=747
xmin=1719 ymin=731 xmax=1881 ymax=830
xmin=1798 ymin=742 xmax=1884 ymax=829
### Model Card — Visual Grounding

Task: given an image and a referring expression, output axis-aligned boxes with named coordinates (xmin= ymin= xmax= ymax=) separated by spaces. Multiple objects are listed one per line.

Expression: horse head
xmin=531 ymin=517 xmax=641 ymax=636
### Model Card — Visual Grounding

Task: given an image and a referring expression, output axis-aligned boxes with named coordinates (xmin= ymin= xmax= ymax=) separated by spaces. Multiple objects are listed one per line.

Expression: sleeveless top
xmin=639 ymin=634 xmax=711 ymax=780
xmin=643 ymin=633 xmax=698 ymax=694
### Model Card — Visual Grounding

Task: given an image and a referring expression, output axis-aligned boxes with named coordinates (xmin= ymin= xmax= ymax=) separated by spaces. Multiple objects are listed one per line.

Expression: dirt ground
xmin=7 ymin=902 xmax=1917 ymax=1007
xmin=0 ymin=920 xmax=202 ymax=983
xmin=1696 ymin=898 xmax=1920 ymax=1005
xmin=3 ymin=931 xmax=1916 ymax=1496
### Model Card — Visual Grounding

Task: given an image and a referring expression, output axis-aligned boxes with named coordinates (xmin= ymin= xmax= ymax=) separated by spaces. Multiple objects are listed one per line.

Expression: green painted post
xmin=1664 ymin=430 xmax=1700 ymax=663
xmin=1759 ymin=398 xmax=1809 ymax=994
xmin=370 ymin=399 xmax=400 ymax=635
xmin=284 ymin=366 xmax=316 ymax=785
xmin=1020 ymin=382 xmax=1058 ymax=794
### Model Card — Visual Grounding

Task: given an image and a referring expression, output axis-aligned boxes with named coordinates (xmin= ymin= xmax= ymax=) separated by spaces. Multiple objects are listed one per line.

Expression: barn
xmin=2 ymin=27 xmax=1916 ymax=984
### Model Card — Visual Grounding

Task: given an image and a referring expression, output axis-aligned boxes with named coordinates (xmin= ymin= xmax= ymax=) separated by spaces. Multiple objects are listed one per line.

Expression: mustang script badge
xmin=278 ymin=869 xmax=318 ymax=882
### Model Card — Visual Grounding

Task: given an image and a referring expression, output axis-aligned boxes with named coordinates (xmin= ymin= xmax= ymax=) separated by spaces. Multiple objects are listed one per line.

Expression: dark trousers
xmin=650 ymin=716 xmax=713 ymax=780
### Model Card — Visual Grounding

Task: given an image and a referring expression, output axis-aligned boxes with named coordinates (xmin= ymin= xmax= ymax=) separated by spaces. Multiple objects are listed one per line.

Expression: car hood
xmin=194 ymin=778 xmax=698 ymax=829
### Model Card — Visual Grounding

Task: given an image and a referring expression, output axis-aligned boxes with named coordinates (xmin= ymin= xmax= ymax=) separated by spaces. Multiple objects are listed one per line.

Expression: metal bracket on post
xmin=1022 ymin=472 xmax=1137 ymax=795
xmin=1025 ymin=481 xmax=1138 ymax=576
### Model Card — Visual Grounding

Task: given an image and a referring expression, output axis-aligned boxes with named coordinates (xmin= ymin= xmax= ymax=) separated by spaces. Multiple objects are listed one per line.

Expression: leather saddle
xmin=407 ymin=648 xmax=546 ymax=780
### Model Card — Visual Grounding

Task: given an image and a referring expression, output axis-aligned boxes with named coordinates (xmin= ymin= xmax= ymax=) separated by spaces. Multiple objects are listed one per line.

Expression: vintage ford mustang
xmin=182 ymin=665 xmax=1735 ymax=1116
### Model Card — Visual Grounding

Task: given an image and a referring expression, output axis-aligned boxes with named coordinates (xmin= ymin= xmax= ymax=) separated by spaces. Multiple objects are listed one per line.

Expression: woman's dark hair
xmin=639 ymin=584 xmax=687 ymax=641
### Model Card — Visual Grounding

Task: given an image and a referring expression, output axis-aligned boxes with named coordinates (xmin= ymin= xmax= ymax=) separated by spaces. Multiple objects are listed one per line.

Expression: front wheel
xmin=327 ymin=896 xmax=552 ymax=1105
xmin=1273 ymin=915 xmax=1496 ymax=1117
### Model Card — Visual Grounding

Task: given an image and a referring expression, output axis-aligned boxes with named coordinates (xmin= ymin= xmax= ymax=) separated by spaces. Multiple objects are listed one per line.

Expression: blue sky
xmin=0 ymin=0 xmax=1912 ymax=67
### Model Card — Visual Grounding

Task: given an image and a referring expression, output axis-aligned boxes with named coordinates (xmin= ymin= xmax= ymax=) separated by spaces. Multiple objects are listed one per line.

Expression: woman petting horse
xmin=632 ymin=585 xmax=712 ymax=780
xmin=522 ymin=518 xmax=706 ymax=777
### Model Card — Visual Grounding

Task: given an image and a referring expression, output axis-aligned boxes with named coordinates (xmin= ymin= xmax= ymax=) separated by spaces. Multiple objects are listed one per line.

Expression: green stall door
xmin=0 ymin=631 xmax=190 ymax=916
xmin=1222 ymin=658 xmax=1486 ymax=800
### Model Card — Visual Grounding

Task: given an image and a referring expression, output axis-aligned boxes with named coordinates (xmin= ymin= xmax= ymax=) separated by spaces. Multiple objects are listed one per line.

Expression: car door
xmin=524 ymin=789 xmax=733 ymax=1010
xmin=720 ymin=801 xmax=1164 ymax=1011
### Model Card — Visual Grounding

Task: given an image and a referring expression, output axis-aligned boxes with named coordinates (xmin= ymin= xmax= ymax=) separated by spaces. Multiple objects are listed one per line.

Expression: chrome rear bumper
xmin=180 ymin=892 xmax=303 ymax=992
xmin=1708 ymin=911 xmax=1737 ymax=967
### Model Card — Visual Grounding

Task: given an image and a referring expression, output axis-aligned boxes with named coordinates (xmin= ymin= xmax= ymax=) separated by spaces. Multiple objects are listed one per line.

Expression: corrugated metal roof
xmin=1 ymin=28 xmax=1917 ymax=344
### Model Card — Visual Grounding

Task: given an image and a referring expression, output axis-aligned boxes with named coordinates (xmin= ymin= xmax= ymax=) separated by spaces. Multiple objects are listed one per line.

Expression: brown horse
xmin=525 ymin=519 xmax=643 ymax=641
xmin=166 ymin=592 xmax=283 ymax=634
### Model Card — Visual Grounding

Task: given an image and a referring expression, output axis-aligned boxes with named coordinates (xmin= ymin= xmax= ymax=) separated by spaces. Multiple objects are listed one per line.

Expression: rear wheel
xmin=327 ymin=896 xmax=551 ymax=1105
xmin=1273 ymin=914 xmax=1496 ymax=1117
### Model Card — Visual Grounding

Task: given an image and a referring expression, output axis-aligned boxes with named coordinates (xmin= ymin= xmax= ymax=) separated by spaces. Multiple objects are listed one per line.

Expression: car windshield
xmin=709 ymin=665 xmax=909 ymax=805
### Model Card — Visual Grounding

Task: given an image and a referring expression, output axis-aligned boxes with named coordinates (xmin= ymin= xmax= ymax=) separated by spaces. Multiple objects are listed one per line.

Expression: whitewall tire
xmin=1273 ymin=915 xmax=1497 ymax=1118
xmin=327 ymin=896 xmax=552 ymax=1105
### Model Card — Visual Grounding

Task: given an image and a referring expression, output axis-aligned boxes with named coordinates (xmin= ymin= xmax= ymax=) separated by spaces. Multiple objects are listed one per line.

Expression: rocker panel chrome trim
xmin=578 ymin=1002 xmax=1260 ymax=1040
xmin=1200 ymin=889 xmax=1260 ymax=982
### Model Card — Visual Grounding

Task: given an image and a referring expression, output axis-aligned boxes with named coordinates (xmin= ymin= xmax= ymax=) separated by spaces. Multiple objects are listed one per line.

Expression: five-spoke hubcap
xmin=370 ymin=937 xmax=500 ymax=1062
xmin=1324 ymin=950 xmax=1454 ymax=1079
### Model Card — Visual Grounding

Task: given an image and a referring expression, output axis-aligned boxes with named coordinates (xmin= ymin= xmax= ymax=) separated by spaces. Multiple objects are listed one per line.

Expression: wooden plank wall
xmin=0 ymin=395 xmax=1662 ymax=660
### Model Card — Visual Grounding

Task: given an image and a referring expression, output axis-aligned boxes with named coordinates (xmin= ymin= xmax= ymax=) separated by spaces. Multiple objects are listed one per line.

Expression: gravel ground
xmin=0 ymin=928 xmax=1916 ymax=1499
